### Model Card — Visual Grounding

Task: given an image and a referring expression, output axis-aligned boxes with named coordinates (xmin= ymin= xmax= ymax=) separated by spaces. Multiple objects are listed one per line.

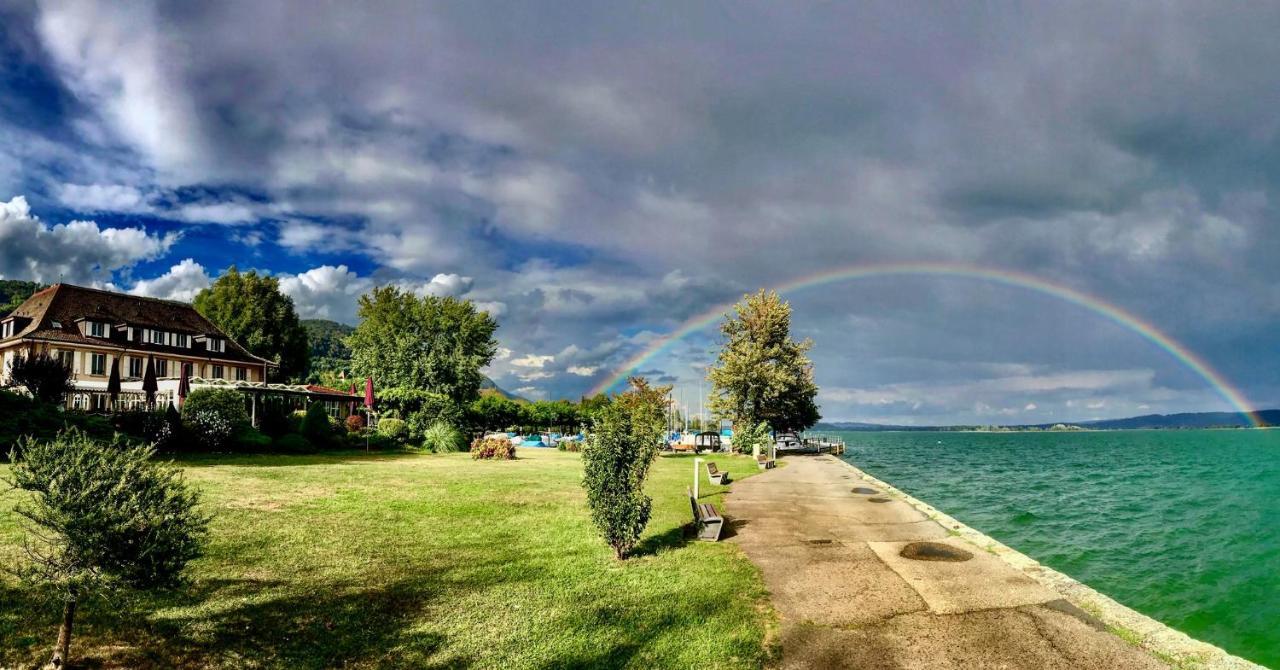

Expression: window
xmin=235 ymin=367 xmax=247 ymax=381
xmin=90 ymin=353 xmax=106 ymax=375
xmin=212 ymin=364 xmax=224 ymax=379
xmin=155 ymin=359 xmax=169 ymax=377
xmin=147 ymin=329 xmax=166 ymax=345
xmin=56 ymin=351 xmax=74 ymax=371
xmin=207 ymin=338 xmax=225 ymax=353
xmin=324 ymin=401 xmax=341 ymax=418
xmin=128 ymin=357 xmax=143 ymax=378
xmin=174 ymin=333 xmax=189 ymax=348
xmin=89 ymin=321 xmax=106 ymax=338
xmin=1 ymin=321 xmax=12 ymax=338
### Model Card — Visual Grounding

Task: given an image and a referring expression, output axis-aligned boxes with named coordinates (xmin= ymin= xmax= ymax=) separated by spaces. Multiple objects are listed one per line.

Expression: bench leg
xmin=699 ymin=519 xmax=723 ymax=542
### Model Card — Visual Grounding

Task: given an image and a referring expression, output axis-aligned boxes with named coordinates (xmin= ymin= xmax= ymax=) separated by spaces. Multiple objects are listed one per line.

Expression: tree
xmin=581 ymin=378 xmax=670 ymax=559
xmin=193 ymin=267 xmax=310 ymax=382
xmin=707 ymin=290 xmax=820 ymax=433
xmin=5 ymin=429 xmax=209 ymax=668
xmin=469 ymin=393 xmax=524 ymax=433
xmin=347 ymin=286 xmax=499 ymax=419
xmin=5 ymin=348 xmax=73 ymax=405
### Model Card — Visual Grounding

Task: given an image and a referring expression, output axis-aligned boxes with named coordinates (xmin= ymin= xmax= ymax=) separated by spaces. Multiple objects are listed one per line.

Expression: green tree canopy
xmin=707 ymin=289 xmax=820 ymax=433
xmin=193 ymin=267 xmax=310 ymax=382
xmin=347 ymin=286 xmax=499 ymax=411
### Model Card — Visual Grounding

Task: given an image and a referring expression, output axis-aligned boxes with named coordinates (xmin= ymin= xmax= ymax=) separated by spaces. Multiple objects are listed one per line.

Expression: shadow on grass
xmin=1 ymin=529 xmax=552 ymax=669
xmin=169 ymin=450 xmax=429 ymax=469
xmin=630 ymin=523 xmax=691 ymax=558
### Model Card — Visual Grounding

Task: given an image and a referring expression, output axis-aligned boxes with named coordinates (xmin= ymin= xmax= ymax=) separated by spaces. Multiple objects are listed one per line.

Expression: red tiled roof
xmin=304 ymin=385 xmax=361 ymax=398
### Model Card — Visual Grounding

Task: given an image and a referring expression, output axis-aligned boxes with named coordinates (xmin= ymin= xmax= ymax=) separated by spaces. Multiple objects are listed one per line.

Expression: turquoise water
xmin=836 ymin=429 xmax=1280 ymax=668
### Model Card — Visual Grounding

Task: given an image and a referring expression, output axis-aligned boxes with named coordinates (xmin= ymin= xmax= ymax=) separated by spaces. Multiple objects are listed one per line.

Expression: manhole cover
xmin=900 ymin=542 xmax=974 ymax=562
xmin=867 ymin=497 xmax=891 ymax=503
xmin=852 ymin=487 xmax=879 ymax=494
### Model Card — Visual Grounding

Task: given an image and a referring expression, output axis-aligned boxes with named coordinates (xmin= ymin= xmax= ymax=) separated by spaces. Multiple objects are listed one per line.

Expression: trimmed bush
xmin=182 ymin=389 xmax=251 ymax=451
xmin=376 ymin=417 xmax=408 ymax=442
xmin=470 ymin=436 xmax=516 ymax=460
xmin=421 ymin=421 xmax=464 ymax=453
xmin=344 ymin=414 xmax=365 ymax=434
xmin=273 ymin=433 xmax=314 ymax=454
xmin=236 ymin=426 xmax=272 ymax=451
xmin=300 ymin=403 xmax=334 ymax=446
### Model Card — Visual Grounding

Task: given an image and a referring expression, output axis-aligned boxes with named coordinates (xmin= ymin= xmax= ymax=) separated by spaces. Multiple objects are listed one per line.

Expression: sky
xmin=1 ymin=1 xmax=1278 ymax=424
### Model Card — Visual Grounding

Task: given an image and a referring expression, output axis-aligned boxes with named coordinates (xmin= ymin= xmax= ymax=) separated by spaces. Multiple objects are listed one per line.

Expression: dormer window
xmin=89 ymin=321 xmax=107 ymax=338
xmin=1 ymin=320 xmax=12 ymax=339
xmin=174 ymin=333 xmax=190 ymax=348
xmin=208 ymin=338 xmax=225 ymax=353
xmin=147 ymin=329 xmax=166 ymax=345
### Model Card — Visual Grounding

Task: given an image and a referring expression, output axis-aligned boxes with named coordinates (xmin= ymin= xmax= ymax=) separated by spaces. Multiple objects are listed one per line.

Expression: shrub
xmin=236 ymin=426 xmax=272 ymax=451
xmin=732 ymin=420 xmax=772 ymax=458
xmin=182 ymin=389 xmax=251 ymax=451
xmin=376 ymin=417 xmax=408 ymax=442
xmin=581 ymin=378 xmax=668 ymax=559
xmin=0 ymin=390 xmax=119 ymax=458
xmin=422 ymin=421 xmax=464 ymax=453
xmin=257 ymin=400 xmax=294 ymax=437
xmin=5 ymin=429 xmax=209 ymax=668
xmin=273 ymin=433 xmax=315 ymax=454
xmin=345 ymin=413 xmax=366 ymax=434
xmin=4 ymin=349 xmax=73 ymax=404
xmin=470 ymin=435 xmax=517 ymax=460
xmin=300 ymin=403 xmax=334 ymax=446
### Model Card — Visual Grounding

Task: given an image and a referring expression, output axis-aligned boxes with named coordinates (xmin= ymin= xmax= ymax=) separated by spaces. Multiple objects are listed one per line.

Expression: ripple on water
xmin=837 ymin=429 xmax=1280 ymax=669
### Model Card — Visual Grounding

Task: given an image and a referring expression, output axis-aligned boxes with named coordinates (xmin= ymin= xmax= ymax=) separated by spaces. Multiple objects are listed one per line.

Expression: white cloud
xmin=128 ymin=258 xmax=212 ymax=302
xmin=1024 ymin=402 xmax=1037 ymax=411
xmin=567 ymin=365 xmax=598 ymax=376
xmin=56 ymin=183 xmax=152 ymax=213
xmin=0 ymin=195 xmax=178 ymax=284
xmin=511 ymin=354 xmax=554 ymax=369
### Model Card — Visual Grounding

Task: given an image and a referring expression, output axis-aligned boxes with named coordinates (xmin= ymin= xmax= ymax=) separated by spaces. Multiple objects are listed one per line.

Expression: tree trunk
xmin=47 ymin=595 xmax=76 ymax=669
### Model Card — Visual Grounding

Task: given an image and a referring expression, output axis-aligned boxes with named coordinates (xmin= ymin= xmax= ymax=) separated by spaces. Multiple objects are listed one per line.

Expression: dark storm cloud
xmin=4 ymin=1 xmax=1280 ymax=419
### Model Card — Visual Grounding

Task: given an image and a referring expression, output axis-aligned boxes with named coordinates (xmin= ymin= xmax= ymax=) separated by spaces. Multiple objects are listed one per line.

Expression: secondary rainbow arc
xmin=589 ymin=261 xmax=1261 ymax=427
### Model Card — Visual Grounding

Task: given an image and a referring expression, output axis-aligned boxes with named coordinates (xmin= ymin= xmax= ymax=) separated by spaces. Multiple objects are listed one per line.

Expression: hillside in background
xmin=0 ymin=280 xmax=42 ymax=315
xmin=816 ymin=409 xmax=1280 ymax=432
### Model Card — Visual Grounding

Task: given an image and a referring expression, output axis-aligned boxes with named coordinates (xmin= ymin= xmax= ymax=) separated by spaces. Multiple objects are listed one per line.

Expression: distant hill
xmin=816 ymin=409 xmax=1280 ymax=432
xmin=0 ymin=280 xmax=43 ymax=315
xmin=301 ymin=318 xmax=524 ymax=400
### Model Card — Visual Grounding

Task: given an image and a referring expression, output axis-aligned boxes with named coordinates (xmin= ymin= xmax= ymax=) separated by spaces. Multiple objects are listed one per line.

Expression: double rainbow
xmin=589 ymin=261 xmax=1261 ymax=427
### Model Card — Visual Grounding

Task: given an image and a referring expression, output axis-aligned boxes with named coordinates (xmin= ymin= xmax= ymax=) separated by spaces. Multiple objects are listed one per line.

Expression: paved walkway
xmin=725 ymin=455 xmax=1168 ymax=669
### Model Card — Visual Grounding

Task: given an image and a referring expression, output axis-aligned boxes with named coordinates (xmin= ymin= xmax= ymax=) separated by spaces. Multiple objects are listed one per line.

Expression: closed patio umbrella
xmin=364 ymin=377 xmax=374 ymax=409
xmin=142 ymin=355 xmax=158 ymax=408
xmin=106 ymin=357 xmax=121 ymax=409
xmin=178 ymin=363 xmax=191 ymax=406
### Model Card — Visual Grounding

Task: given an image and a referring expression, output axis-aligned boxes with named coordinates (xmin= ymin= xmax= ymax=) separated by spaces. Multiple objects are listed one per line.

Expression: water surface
xmin=836 ymin=429 xmax=1280 ymax=667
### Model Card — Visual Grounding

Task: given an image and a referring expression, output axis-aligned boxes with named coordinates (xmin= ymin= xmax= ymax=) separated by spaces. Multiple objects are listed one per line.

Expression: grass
xmin=0 ymin=449 xmax=774 ymax=669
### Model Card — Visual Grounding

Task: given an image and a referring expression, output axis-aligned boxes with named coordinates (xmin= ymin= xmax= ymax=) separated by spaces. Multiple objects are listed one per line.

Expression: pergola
xmin=178 ymin=377 xmax=361 ymax=426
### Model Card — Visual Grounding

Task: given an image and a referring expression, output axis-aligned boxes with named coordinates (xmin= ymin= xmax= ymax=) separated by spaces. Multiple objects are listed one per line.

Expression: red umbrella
xmin=178 ymin=362 xmax=191 ymax=406
xmin=364 ymin=377 xmax=374 ymax=409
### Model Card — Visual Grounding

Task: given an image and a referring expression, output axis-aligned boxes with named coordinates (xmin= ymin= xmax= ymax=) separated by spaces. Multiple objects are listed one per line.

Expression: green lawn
xmin=0 ymin=449 xmax=775 ymax=669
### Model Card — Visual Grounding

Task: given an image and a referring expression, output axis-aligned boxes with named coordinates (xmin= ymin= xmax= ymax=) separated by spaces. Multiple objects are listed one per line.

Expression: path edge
xmin=823 ymin=455 xmax=1267 ymax=670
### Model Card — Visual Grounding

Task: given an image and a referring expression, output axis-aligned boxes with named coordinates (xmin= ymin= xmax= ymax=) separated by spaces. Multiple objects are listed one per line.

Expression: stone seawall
xmin=831 ymin=455 xmax=1266 ymax=670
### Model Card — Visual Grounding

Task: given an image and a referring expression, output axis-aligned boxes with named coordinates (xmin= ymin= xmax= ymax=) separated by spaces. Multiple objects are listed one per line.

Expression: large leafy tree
xmin=348 ymin=286 xmax=499 ymax=411
xmin=6 ymin=429 xmax=209 ymax=669
xmin=193 ymin=268 xmax=310 ymax=381
xmin=707 ymin=289 xmax=820 ymax=433
xmin=581 ymin=378 xmax=670 ymax=559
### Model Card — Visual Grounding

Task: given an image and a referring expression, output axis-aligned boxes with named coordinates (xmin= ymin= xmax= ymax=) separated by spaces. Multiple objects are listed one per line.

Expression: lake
xmin=835 ymin=429 xmax=1280 ymax=668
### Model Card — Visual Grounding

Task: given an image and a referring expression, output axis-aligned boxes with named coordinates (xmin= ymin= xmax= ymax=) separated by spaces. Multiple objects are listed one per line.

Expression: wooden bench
xmin=756 ymin=454 xmax=775 ymax=470
xmin=706 ymin=462 xmax=729 ymax=485
xmin=688 ymin=487 xmax=724 ymax=542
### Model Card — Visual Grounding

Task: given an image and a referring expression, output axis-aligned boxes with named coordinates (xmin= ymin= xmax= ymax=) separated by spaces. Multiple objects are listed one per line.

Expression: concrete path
xmin=725 ymin=455 xmax=1169 ymax=669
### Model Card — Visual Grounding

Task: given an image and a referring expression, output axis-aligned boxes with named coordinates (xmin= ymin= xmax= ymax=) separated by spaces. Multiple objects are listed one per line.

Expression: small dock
xmin=777 ymin=433 xmax=845 ymax=455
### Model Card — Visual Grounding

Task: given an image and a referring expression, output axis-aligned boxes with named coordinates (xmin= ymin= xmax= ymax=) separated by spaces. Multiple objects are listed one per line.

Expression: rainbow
xmin=590 ymin=261 xmax=1262 ymax=427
